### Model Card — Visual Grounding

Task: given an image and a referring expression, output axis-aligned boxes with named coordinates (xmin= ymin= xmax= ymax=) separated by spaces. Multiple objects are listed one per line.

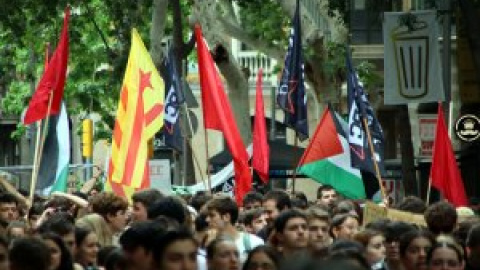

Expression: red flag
xmin=429 ymin=103 xmax=468 ymax=207
xmin=252 ymin=69 xmax=270 ymax=183
xmin=24 ymin=7 xmax=70 ymax=125
xmin=195 ymin=25 xmax=252 ymax=204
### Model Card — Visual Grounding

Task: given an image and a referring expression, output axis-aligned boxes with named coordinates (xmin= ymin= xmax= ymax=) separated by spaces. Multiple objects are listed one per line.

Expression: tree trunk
xmin=149 ymin=0 xmax=168 ymax=67
xmin=396 ymin=105 xmax=418 ymax=196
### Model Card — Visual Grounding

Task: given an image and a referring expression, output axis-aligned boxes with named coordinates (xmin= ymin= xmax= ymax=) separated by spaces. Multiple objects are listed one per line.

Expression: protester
xmin=273 ymin=209 xmax=309 ymax=258
xmin=104 ymin=248 xmax=130 ymax=270
xmin=9 ymin=237 xmax=51 ymax=270
xmin=316 ymin=185 xmax=338 ymax=208
xmin=394 ymin=196 xmax=427 ymax=214
xmin=259 ymin=190 xmax=291 ymax=240
xmin=41 ymin=233 xmax=75 ymax=270
xmin=0 ymin=192 xmax=19 ymax=223
xmin=206 ymin=236 xmax=240 ymax=270
xmin=243 ymin=209 xmax=267 ymax=235
xmin=291 ymin=192 xmax=309 ymax=210
xmin=131 ymin=188 xmax=164 ymax=222
xmin=152 ymin=228 xmax=198 ymax=270
xmin=399 ymin=229 xmax=436 ymax=270
xmin=243 ymin=192 xmax=264 ymax=211
xmin=37 ymin=214 xmax=77 ymax=255
xmin=242 ymin=245 xmax=280 ymax=270
xmin=6 ymin=220 xmax=28 ymax=242
xmin=330 ymin=213 xmax=360 ymax=240
xmin=427 ymin=239 xmax=464 ymax=270
xmin=305 ymin=206 xmax=331 ymax=252
xmin=353 ymin=229 xmax=387 ymax=270
xmin=74 ymin=226 xmax=100 ymax=269
xmin=466 ymin=224 xmax=480 ymax=270
xmin=424 ymin=201 xmax=458 ymax=236
xmin=384 ymin=221 xmax=416 ymax=270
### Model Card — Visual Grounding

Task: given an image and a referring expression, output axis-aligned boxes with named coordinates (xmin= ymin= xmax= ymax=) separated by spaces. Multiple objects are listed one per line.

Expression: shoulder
xmin=248 ymin=233 xmax=264 ymax=246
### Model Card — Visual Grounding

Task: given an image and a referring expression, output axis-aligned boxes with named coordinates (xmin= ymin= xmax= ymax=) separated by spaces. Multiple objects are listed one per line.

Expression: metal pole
xmin=442 ymin=0 xmax=452 ymax=123
xmin=270 ymin=86 xmax=276 ymax=141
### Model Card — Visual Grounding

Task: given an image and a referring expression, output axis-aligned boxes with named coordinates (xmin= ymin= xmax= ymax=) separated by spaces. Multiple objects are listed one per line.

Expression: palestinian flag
xmin=37 ymin=102 xmax=70 ymax=195
xmin=298 ymin=106 xmax=365 ymax=199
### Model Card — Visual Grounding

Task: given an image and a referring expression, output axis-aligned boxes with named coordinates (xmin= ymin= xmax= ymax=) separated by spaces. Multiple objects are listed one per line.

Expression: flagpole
xmin=291 ymin=132 xmax=298 ymax=193
xmin=362 ymin=117 xmax=388 ymax=205
xmin=29 ymin=91 xmax=54 ymax=204
xmin=426 ymin=177 xmax=433 ymax=205
xmin=203 ymin=128 xmax=212 ymax=194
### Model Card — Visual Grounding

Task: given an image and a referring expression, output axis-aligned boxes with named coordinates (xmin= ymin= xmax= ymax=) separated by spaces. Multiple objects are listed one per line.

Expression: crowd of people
xmin=0 ymin=182 xmax=478 ymax=270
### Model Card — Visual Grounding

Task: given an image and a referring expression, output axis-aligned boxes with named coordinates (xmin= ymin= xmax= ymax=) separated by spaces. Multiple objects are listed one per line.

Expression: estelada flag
xmin=429 ymin=103 xmax=468 ymax=207
xmin=23 ymin=7 xmax=70 ymax=125
xmin=195 ymin=25 xmax=252 ymax=204
xmin=108 ymin=28 xmax=165 ymax=191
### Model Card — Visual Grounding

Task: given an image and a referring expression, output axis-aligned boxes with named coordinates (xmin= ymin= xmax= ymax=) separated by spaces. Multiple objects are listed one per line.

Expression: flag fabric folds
xmin=298 ymin=106 xmax=365 ymax=199
xmin=195 ymin=25 xmax=252 ymax=204
xmin=276 ymin=0 xmax=308 ymax=140
xmin=108 ymin=28 xmax=165 ymax=192
xmin=24 ymin=7 xmax=70 ymax=125
xmin=161 ymin=49 xmax=184 ymax=152
xmin=252 ymin=69 xmax=270 ymax=183
xmin=429 ymin=103 xmax=468 ymax=207
xmin=37 ymin=102 xmax=70 ymax=195
xmin=346 ymin=52 xmax=385 ymax=177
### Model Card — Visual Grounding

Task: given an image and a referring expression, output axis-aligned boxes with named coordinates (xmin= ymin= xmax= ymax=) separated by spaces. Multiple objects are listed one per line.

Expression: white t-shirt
xmin=234 ymin=232 xmax=264 ymax=262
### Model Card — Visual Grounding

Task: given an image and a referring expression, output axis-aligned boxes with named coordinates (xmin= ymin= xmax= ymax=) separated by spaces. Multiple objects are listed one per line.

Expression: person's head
xmin=45 ymin=197 xmax=74 ymax=217
xmin=243 ymin=192 xmax=264 ymax=211
xmin=0 ymin=236 xmax=8 ymax=270
xmin=206 ymin=196 xmax=238 ymax=229
xmin=242 ymin=245 xmax=280 ymax=270
xmin=90 ymin=193 xmax=128 ymax=233
xmin=394 ymin=196 xmax=426 ymax=214
xmin=131 ymin=189 xmax=164 ymax=222
xmin=291 ymin=192 xmax=308 ymax=210
xmin=353 ymin=229 xmax=386 ymax=266
xmin=452 ymin=216 xmax=480 ymax=248
xmin=316 ymin=185 xmax=337 ymax=207
xmin=37 ymin=214 xmax=76 ymax=255
xmin=0 ymin=192 xmax=18 ymax=222
xmin=305 ymin=206 xmax=331 ymax=250
xmin=104 ymin=248 xmax=129 ymax=270
xmin=207 ymin=236 xmax=239 ymax=270
xmin=424 ymin=201 xmax=457 ymax=235
xmin=327 ymin=240 xmax=369 ymax=269
xmin=274 ymin=209 xmax=309 ymax=254
xmin=147 ymin=196 xmax=187 ymax=225
xmin=384 ymin=221 xmax=416 ymax=263
xmin=9 ymin=237 xmax=50 ymax=270
xmin=74 ymin=226 xmax=99 ymax=267
xmin=330 ymin=214 xmax=360 ymax=240
xmin=7 ymin=221 xmax=28 ymax=242
xmin=152 ymin=228 xmax=198 ymax=270
xmin=28 ymin=202 xmax=45 ymax=230
xmin=98 ymin=246 xmax=117 ymax=269
xmin=399 ymin=229 xmax=436 ymax=270
xmin=41 ymin=233 xmax=74 ymax=270
xmin=466 ymin=224 xmax=480 ymax=265
xmin=120 ymin=221 xmax=165 ymax=270
xmin=243 ymin=209 xmax=267 ymax=234
xmin=189 ymin=191 xmax=212 ymax=212
xmin=262 ymin=190 xmax=291 ymax=225
xmin=427 ymin=240 xmax=464 ymax=270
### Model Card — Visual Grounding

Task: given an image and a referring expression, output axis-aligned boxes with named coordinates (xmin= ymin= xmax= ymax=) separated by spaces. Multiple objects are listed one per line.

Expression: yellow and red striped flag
xmin=108 ymin=28 xmax=165 ymax=195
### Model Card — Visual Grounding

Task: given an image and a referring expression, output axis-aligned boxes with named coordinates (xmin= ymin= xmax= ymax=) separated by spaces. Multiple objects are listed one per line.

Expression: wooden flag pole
xmin=29 ymin=91 xmax=54 ymax=204
xmin=362 ymin=117 xmax=388 ymax=205
xmin=426 ymin=177 xmax=433 ymax=205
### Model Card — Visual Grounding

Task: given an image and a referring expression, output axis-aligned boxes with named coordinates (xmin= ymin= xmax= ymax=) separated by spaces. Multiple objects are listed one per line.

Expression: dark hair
xmin=274 ymin=209 xmax=307 ymax=233
xmin=242 ymin=245 xmax=281 ymax=270
xmin=325 ymin=250 xmax=370 ymax=270
xmin=105 ymin=248 xmax=129 ymax=270
xmin=195 ymin=212 xmax=209 ymax=232
xmin=152 ymin=227 xmax=197 ymax=263
xmin=291 ymin=192 xmax=309 ymax=209
xmin=45 ymin=197 xmax=73 ymax=212
xmin=424 ymin=201 xmax=457 ymax=235
xmin=399 ymin=229 xmax=435 ymax=257
xmin=28 ymin=202 xmax=45 ymax=219
xmin=243 ymin=192 xmax=264 ymax=207
xmin=41 ymin=233 xmax=74 ymax=270
xmin=467 ymin=224 xmax=480 ymax=248
xmin=384 ymin=221 xmax=416 ymax=243
xmin=9 ymin=237 xmax=51 ymax=270
xmin=353 ymin=229 xmax=384 ymax=248
xmin=317 ymin=185 xmax=335 ymax=199
xmin=38 ymin=214 xmax=75 ymax=236
xmin=453 ymin=216 xmax=480 ymax=248
xmin=330 ymin=214 xmax=359 ymax=238
xmin=120 ymin=221 xmax=166 ymax=252
xmin=427 ymin=241 xmax=464 ymax=265
xmin=147 ymin=196 xmax=187 ymax=224
xmin=75 ymin=226 xmax=93 ymax=248
xmin=0 ymin=192 xmax=17 ymax=206
xmin=364 ymin=219 xmax=390 ymax=235
xmin=189 ymin=191 xmax=212 ymax=212
xmin=206 ymin=235 xmax=236 ymax=259
xmin=132 ymin=189 xmax=164 ymax=208
xmin=329 ymin=239 xmax=365 ymax=254
xmin=394 ymin=196 xmax=426 ymax=214
xmin=263 ymin=189 xmax=291 ymax=211
xmin=206 ymin=196 xmax=239 ymax=225
xmin=305 ymin=206 xmax=330 ymax=224
xmin=97 ymin=246 xmax=117 ymax=268
xmin=243 ymin=209 xmax=265 ymax=226
xmin=90 ymin=193 xmax=128 ymax=219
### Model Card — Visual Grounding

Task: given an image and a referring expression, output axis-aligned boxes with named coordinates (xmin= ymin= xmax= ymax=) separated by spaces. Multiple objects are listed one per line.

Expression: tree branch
xmin=182 ymin=32 xmax=196 ymax=56
xmin=218 ymin=0 xmax=239 ymax=24
xmin=217 ymin=16 xmax=285 ymax=61
xmin=83 ymin=3 xmax=116 ymax=58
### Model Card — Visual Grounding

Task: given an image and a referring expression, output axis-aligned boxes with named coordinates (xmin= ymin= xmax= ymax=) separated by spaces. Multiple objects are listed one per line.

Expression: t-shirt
xmin=234 ymin=232 xmax=264 ymax=262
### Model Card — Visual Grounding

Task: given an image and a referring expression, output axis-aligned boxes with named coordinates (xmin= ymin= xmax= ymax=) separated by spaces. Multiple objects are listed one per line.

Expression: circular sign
xmin=455 ymin=114 xmax=480 ymax=142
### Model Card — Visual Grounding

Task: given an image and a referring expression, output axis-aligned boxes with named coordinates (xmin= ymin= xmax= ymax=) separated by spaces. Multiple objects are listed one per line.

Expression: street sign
xmin=418 ymin=115 xmax=437 ymax=158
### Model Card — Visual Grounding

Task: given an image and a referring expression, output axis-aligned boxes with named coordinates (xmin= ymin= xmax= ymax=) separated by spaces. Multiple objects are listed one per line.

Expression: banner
xmin=363 ymin=201 xmax=426 ymax=226
xmin=383 ymin=11 xmax=445 ymax=104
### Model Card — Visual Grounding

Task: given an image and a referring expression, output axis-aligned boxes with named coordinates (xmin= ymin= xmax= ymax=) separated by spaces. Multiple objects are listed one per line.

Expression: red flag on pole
xmin=429 ymin=103 xmax=468 ymax=207
xmin=24 ymin=7 xmax=70 ymax=125
xmin=195 ymin=25 xmax=252 ymax=204
xmin=252 ymin=69 xmax=270 ymax=183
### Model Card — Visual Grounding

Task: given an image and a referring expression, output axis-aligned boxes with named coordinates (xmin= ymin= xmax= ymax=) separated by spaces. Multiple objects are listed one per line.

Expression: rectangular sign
xmin=418 ymin=115 xmax=437 ymax=158
xmin=149 ymin=159 xmax=172 ymax=194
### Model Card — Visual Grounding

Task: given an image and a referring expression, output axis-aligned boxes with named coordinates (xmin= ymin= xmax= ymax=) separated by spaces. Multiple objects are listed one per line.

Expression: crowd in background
xmin=0 ymin=182 xmax=478 ymax=270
